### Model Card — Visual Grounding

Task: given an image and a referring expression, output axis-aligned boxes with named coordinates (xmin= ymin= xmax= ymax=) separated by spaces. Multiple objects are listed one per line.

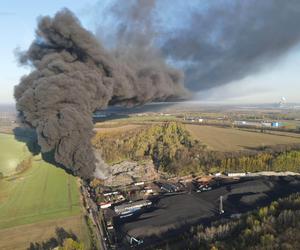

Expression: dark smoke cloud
xmin=163 ymin=0 xmax=300 ymax=91
xmin=14 ymin=9 xmax=186 ymax=179
xmin=109 ymin=0 xmax=156 ymax=50
xmin=99 ymin=0 xmax=300 ymax=91
xmin=97 ymin=0 xmax=166 ymax=81
xmin=15 ymin=0 xmax=300 ymax=178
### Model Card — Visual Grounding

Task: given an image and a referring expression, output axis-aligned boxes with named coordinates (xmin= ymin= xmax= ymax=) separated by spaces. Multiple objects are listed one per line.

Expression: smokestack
xmin=14 ymin=9 xmax=186 ymax=179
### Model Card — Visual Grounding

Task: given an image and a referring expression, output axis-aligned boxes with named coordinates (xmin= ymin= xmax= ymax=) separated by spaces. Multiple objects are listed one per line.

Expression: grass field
xmin=0 ymin=156 xmax=81 ymax=229
xmin=0 ymin=133 xmax=31 ymax=176
xmin=186 ymin=125 xmax=300 ymax=151
xmin=0 ymin=133 xmax=88 ymax=248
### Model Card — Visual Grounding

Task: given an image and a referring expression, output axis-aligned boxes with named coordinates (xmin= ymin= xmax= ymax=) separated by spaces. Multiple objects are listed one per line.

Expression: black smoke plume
xmin=14 ymin=9 xmax=186 ymax=179
xmin=163 ymin=0 xmax=300 ymax=91
xmin=98 ymin=0 xmax=300 ymax=91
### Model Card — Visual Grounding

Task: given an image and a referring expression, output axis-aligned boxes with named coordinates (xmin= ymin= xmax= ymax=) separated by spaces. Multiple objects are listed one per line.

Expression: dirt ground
xmin=0 ymin=215 xmax=89 ymax=250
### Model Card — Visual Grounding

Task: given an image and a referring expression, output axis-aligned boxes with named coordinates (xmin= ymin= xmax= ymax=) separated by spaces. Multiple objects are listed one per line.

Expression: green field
xmin=0 ymin=133 xmax=81 ymax=230
xmin=0 ymin=133 xmax=31 ymax=176
xmin=0 ymin=156 xmax=81 ymax=229
xmin=0 ymin=133 xmax=88 ymax=249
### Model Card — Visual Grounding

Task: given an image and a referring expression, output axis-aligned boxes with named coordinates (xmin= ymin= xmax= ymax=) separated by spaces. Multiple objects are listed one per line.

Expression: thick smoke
xmin=15 ymin=1 xmax=300 ymax=179
xmin=14 ymin=9 xmax=186 ymax=179
xmin=163 ymin=0 xmax=300 ymax=90
xmin=99 ymin=0 xmax=300 ymax=91
xmin=96 ymin=0 xmax=167 ymax=82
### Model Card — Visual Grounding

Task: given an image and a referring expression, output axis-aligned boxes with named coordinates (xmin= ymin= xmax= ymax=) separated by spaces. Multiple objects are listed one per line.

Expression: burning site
xmin=1 ymin=1 xmax=300 ymax=249
xmin=14 ymin=9 xmax=186 ymax=180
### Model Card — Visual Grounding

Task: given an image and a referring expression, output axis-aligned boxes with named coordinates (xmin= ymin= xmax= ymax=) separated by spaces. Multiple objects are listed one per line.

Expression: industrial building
xmin=225 ymin=172 xmax=246 ymax=177
xmin=233 ymin=120 xmax=283 ymax=128
xmin=159 ymin=182 xmax=181 ymax=193
xmin=184 ymin=115 xmax=204 ymax=123
xmin=114 ymin=200 xmax=152 ymax=215
xmin=271 ymin=122 xmax=282 ymax=128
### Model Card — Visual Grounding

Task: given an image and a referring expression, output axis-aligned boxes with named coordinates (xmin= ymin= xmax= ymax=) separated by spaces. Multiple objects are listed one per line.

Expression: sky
xmin=196 ymin=45 xmax=300 ymax=104
xmin=0 ymin=0 xmax=300 ymax=105
xmin=0 ymin=1 xmax=99 ymax=105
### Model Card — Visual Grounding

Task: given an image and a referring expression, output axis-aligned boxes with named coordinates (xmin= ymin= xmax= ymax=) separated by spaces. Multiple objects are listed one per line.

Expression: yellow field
xmin=186 ymin=125 xmax=300 ymax=151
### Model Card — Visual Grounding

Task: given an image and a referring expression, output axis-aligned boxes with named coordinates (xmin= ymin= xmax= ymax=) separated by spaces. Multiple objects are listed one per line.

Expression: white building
xmin=226 ymin=172 xmax=246 ymax=177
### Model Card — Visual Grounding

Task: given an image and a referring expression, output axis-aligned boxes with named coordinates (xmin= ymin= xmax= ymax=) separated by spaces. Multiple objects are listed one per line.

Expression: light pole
xmin=219 ymin=195 xmax=224 ymax=214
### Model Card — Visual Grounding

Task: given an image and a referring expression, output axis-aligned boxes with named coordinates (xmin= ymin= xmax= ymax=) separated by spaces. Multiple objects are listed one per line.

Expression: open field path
xmin=67 ymin=175 xmax=73 ymax=211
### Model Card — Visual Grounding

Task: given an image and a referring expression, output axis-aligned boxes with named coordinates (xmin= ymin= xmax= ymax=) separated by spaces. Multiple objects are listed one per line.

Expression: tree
xmin=58 ymin=238 xmax=84 ymax=250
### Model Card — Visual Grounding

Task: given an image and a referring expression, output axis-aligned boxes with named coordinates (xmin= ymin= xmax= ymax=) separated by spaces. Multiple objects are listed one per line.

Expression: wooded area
xmin=92 ymin=122 xmax=300 ymax=176
xmin=180 ymin=193 xmax=300 ymax=249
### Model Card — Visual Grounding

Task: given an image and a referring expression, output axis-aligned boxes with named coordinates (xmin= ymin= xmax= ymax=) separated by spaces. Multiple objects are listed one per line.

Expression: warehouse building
xmin=114 ymin=200 xmax=152 ymax=215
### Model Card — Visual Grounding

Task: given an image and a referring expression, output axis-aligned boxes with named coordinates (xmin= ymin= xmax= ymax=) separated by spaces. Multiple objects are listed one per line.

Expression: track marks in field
xmin=39 ymin=167 xmax=49 ymax=214
xmin=67 ymin=175 xmax=72 ymax=211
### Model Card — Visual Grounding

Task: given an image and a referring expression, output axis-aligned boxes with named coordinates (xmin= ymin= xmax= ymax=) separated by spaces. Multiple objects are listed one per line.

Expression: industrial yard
xmin=84 ymin=172 xmax=300 ymax=248
xmin=83 ymin=105 xmax=300 ymax=248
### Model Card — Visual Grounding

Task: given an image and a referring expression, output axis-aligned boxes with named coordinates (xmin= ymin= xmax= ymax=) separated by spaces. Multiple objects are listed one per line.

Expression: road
xmin=81 ymin=185 xmax=108 ymax=250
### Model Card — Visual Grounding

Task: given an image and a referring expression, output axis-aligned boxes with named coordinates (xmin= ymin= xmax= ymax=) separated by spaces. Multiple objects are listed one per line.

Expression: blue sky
xmin=0 ymin=1 xmax=98 ymax=104
xmin=0 ymin=0 xmax=299 ymax=104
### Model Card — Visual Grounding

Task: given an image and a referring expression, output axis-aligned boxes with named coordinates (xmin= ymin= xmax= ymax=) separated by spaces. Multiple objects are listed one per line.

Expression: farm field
xmin=238 ymin=128 xmax=300 ymax=139
xmin=0 ymin=133 xmax=31 ymax=176
xmin=0 ymin=215 xmax=89 ymax=250
xmin=0 ymin=132 xmax=87 ymax=249
xmin=0 ymin=156 xmax=81 ymax=229
xmin=186 ymin=125 xmax=300 ymax=151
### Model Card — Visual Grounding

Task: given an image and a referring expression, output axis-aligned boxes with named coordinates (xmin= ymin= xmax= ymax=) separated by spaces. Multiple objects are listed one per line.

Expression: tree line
xmin=92 ymin=122 xmax=300 ymax=176
xmin=176 ymin=192 xmax=300 ymax=250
